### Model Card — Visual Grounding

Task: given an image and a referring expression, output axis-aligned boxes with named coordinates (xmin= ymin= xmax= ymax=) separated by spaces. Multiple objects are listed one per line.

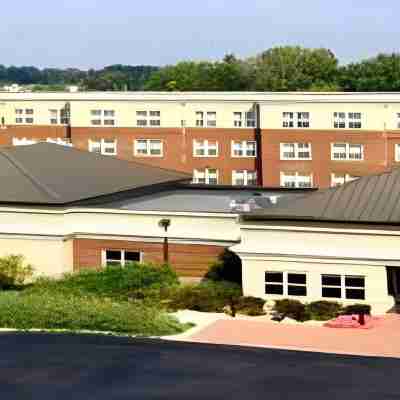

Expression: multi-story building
xmin=1 ymin=91 xmax=400 ymax=188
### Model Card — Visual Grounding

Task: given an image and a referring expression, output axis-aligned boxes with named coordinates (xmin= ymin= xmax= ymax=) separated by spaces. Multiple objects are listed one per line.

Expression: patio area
xmin=172 ymin=313 xmax=400 ymax=358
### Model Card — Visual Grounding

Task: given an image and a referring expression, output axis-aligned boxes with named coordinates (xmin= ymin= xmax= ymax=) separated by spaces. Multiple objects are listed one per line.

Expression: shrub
xmin=307 ymin=301 xmax=342 ymax=321
xmin=342 ymin=304 xmax=371 ymax=315
xmin=0 ymin=255 xmax=33 ymax=289
xmin=273 ymin=299 xmax=310 ymax=322
xmin=28 ymin=263 xmax=178 ymax=300
xmin=0 ymin=291 xmax=189 ymax=336
xmin=168 ymin=281 xmax=242 ymax=312
xmin=236 ymin=296 xmax=266 ymax=316
xmin=204 ymin=249 xmax=242 ymax=285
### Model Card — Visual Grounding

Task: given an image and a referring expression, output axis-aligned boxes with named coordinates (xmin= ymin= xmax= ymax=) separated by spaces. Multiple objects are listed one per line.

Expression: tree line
xmin=2 ymin=46 xmax=400 ymax=92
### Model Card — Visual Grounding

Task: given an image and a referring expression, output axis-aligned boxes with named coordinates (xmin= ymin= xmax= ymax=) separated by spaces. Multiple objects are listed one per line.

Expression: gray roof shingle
xmin=0 ymin=143 xmax=190 ymax=205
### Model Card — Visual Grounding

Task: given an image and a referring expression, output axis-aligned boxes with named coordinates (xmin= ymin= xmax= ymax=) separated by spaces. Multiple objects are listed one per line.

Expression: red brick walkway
xmin=187 ymin=314 xmax=400 ymax=358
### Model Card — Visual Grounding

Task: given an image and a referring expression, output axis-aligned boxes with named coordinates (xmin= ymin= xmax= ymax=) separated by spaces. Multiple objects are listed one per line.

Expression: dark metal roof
xmin=244 ymin=169 xmax=400 ymax=224
xmin=0 ymin=143 xmax=190 ymax=205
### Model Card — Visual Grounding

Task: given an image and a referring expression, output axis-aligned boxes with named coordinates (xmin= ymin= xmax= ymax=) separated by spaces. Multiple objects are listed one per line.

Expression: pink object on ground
xmin=184 ymin=314 xmax=400 ymax=358
xmin=324 ymin=314 xmax=381 ymax=329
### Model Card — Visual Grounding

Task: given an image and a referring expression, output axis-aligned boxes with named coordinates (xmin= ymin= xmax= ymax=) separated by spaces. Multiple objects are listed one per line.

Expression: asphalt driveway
xmin=0 ymin=333 xmax=399 ymax=399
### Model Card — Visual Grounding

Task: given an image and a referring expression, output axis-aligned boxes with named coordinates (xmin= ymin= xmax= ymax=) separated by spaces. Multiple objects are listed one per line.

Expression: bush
xmin=168 ymin=281 xmax=242 ymax=312
xmin=0 ymin=255 xmax=33 ymax=289
xmin=342 ymin=304 xmax=371 ymax=315
xmin=28 ymin=263 xmax=178 ymax=300
xmin=0 ymin=291 xmax=189 ymax=336
xmin=273 ymin=299 xmax=310 ymax=322
xmin=307 ymin=301 xmax=342 ymax=321
xmin=236 ymin=296 xmax=266 ymax=316
xmin=204 ymin=250 xmax=242 ymax=285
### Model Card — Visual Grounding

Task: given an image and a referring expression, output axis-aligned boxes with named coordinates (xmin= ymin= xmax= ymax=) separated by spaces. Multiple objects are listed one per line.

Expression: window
xmin=282 ymin=112 xmax=310 ymax=128
xmin=280 ymin=172 xmax=313 ymax=188
xmin=331 ymin=143 xmax=363 ymax=161
xmin=103 ymin=249 xmax=142 ymax=267
xmin=265 ymin=271 xmax=307 ymax=296
xmin=331 ymin=173 xmax=360 ymax=187
xmin=280 ymin=143 xmax=312 ymax=160
xmin=233 ymin=111 xmax=257 ymax=128
xmin=88 ymin=138 xmax=117 ymax=155
xmin=193 ymin=168 xmax=218 ymax=185
xmin=322 ymin=275 xmax=365 ymax=300
xmin=333 ymin=112 xmax=362 ymax=129
xmin=49 ymin=108 xmax=69 ymax=125
xmin=15 ymin=108 xmax=34 ymax=124
xmin=136 ymin=110 xmax=161 ymax=127
xmin=193 ymin=140 xmax=218 ymax=157
xmin=90 ymin=110 xmax=116 ymax=126
xmin=232 ymin=170 xmax=257 ymax=186
xmin=50 ymin=109 xmax=58 ymax=124
xmin=195 ymin=111 xmax=204 ymax=127
xmin=395 ymin=144 xmax=400 ymax=162
xmin=397 ymin=113 xmax=400 ymax=129
xmin=231 ymin=140 xmax=256 ymax=157
xmin=195 ymin=111 xmax=216 ymax=127
xmin=134 ymin=139 xmax=163 ymax=157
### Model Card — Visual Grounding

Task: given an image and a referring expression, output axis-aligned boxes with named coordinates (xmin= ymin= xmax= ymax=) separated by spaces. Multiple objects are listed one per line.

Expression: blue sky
xmin=1 ymin=0 xmax=398 ymax=68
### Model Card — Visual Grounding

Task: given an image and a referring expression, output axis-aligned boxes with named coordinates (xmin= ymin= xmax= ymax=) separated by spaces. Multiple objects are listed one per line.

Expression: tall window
xmin=90 ymin=110 xmax=115 ymax=126
xmin=102 ymin=249 xmax=142 ymax=267
xmin=193 ymin=168 xmax=218 ymax=184
xmin=280 ymin=172 xmax=312 ymax=188
xmin=193 ymin=140 xmax=218 ymax=157
xmin=231 ymin=140 xmax=256 ymax=157
xmin=134 ymin=139 xmax=163 ymax=157
xmin=195 ymin=111 xmax=217 ymax=127
xmin=88 ymin=138 xmax=117 ymax=155
xmin=395 ymin=144 xmax=400 ymax=162
xmin=331 ymin=173 xmax=360 ymax=187
xmin=396 ymin=113 xmax=400 ymax=129
xmin=265 ymin=271 xmax=307 ymax=296
xmin=15 ymin=108 xmax=34 ymax=124
xmin=282 ymin=112 xmax=310 ymax=128
xmin=334 ymin=112 xmax=362 ymax=129
xmin=136 ymin=111 xmax=161 ymax=127
xmin=331 ymin=143 xmax=363 ymax=160
xmin=232 ymin=170 xmax=257 ymax=186
xmin=321 ymin=275 xmax=365 ymax=300
xmin=280 ymin=143 xmax=312 ymax=160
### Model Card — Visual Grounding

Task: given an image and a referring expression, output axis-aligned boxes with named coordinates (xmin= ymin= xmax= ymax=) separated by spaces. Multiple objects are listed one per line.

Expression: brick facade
xmin=73 ymin=238 xmax=226 ymax=277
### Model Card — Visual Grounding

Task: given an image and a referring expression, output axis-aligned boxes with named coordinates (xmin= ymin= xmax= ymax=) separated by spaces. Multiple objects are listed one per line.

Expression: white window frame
xmin=282 ymin=112 xmax=310 ymax=128
xmin=15 ymin=108 xmax=34 ymax=124
xmin=231 ymin=140 xmax=257 ymax=158
xmin=192 ymin=168 xmax=219 ymax=185
xmin=265 ymin=271 xmax=308 ymax=297
xmin=134 ymin=139 xmax=163 ymax=157
xmin=321 ymin=274 xmax=365 ymax=300
xmin=396 ymin=113 xmax=400 ymax=129
xmin=280 ymin=143 xmax=312 ymax=160
xmin=233 ymin=112 xmax=243 ymax=127
xmin=193 ymin=139 xmax=218 ymax=157
xmin=331 ymin=143 xmax=364 ymax=161
xmin=233 ymin=111 xmax=257 ymax=128
xmin=280 ymin=172 xmax=313 ymax=188
xmin=135 ymin=110 xmax=161 ymax=127
xmin=232 ymin=170 xmax=257 ymax=186
xmin=195 ymin=111 xmax=217 ymax=127
xmin=333 ymin=112 xmax=346 ymax=128
xmin=88 ymin=138 xmax=117 ymax=156
xmin=348 ymin=112 xmax=362 ymax=129
xmin=395 ymin=143 xmax=400 ymax=162
xmin=330 ymin=173 xmax=360 ymax=187
xmin=102 ymin=249 xmax=143 ymax=267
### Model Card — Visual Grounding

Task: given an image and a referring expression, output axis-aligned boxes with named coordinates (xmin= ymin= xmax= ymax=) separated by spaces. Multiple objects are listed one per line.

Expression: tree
xmin=251 ymin=46 xmax=339 ymax=91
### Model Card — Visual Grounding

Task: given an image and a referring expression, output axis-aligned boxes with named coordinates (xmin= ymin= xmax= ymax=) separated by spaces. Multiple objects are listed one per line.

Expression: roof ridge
xmin=0 ymin=148 xmax=60 ymax=200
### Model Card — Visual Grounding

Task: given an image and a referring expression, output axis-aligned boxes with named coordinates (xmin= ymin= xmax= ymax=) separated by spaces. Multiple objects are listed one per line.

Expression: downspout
xmin=255 ymin=102 xmax=263 ymax=186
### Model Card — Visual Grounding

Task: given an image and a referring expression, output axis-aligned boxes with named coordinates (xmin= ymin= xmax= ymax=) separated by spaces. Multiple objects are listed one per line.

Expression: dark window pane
xmin=322 ymin=287 xmax=342 ymax=298
xmin=106 ymin=250 xmax=121 ymax=260
xmin=288 ymin=285 xmax=307 ymax=296
xmin=346 ymin=289 xmax=365 ymax=300
xmin=265 ymin=272 xmax=283 ymax=283
xmin=265 ymin=284 xmax=284 ymax=295
xmin=126 ymin=252 xmax=141 ymax=262
xmin=322 ymin=275 xmax=341 ymax=286
xmin=345 ymin=276 xmax=364 ymax=288
xmin=288 ymin=273 xmax=306 ymax=285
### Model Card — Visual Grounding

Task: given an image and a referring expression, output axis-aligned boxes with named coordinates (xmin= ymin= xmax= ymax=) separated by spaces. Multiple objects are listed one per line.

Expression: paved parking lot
xmin=0 ymin=333 xmax=399 ymax=399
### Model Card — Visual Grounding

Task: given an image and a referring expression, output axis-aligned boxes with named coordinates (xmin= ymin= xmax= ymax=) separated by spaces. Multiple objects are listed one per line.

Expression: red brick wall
xmin=73 ymin=238 xmax=226 ymax=277
xmin=261 ymin=129 xmax=393 ymax=188
xmin=0 ymin=125 xmax=69 ymax=146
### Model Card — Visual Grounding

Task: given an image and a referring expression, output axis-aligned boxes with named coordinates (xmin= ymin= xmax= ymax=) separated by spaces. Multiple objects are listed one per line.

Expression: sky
xmin=1 ymin=0 xmax=398 ymax=69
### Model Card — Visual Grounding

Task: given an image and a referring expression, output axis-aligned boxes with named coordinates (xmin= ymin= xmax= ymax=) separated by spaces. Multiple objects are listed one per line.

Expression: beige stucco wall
xmin=0 ymin=237 xmax=73 ymax=278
